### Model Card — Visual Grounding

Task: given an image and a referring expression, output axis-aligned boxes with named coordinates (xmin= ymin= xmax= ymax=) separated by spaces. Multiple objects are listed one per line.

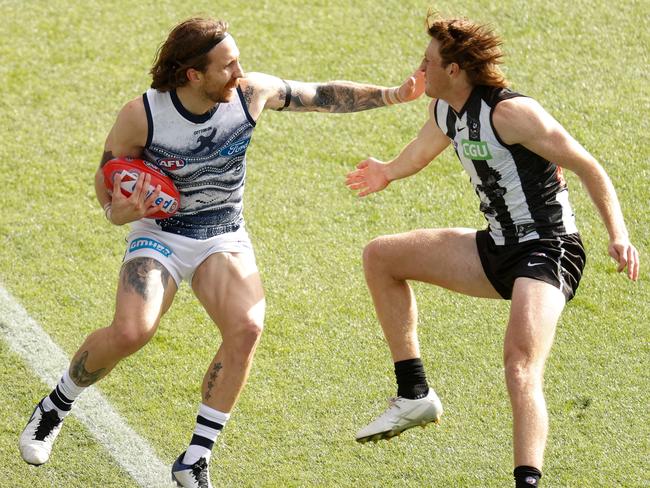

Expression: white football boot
xmin=355 ymin=389 xmax=443 ymax=443
xmin=19 ymin=399 xmax=64 ymax=465
xmin=171 ymin=452 xmax=213 ymax=488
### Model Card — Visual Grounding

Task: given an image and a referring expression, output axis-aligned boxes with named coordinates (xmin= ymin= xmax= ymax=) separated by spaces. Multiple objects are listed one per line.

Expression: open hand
xmin=397 ymin=70 xmax=425 ymax=103
xmin=345 ymin=157 xmax=390 ymax=197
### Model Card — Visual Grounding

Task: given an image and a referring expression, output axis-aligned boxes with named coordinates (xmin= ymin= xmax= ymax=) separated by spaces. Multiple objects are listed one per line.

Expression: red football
xmin=102 ymin=157 xmax=180 ymax=219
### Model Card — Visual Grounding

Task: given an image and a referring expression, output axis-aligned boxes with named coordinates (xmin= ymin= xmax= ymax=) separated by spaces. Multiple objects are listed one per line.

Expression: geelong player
xmin=346 ymin=13 xmax=639 ymax=488
xmin=18 ymin=17 xmax=423 ymax=488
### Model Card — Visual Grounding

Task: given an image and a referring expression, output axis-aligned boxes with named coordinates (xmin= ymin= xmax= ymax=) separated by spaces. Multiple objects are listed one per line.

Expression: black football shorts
xmin=476 ymin=230 xmax=586 ymax=302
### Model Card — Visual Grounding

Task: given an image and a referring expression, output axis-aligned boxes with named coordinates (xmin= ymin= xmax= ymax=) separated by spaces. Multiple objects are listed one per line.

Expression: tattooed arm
xmin=239 ymin=71 xmax=424 ymax=119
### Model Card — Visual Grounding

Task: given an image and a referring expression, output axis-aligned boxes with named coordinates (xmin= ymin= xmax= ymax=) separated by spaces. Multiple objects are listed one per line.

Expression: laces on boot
xmin=192 ymin=458 xmax=209 ymax=487
xmin=34 ymin=409 xmax=62 ymax=441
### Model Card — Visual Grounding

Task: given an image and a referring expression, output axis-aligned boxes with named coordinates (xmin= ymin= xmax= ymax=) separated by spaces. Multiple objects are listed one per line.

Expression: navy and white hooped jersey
xmin=135 ymin=86 xmax=256 ymax=240
xmin=433 ymin=85 xmax=578 ymax=245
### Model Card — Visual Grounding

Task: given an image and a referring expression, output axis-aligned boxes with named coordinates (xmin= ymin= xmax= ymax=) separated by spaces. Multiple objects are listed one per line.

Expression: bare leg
xmin=362 ymin=228 xmax=500 ymax=362
xmin=504 ymin=277 xmax=565 ymax=469
xmin=192 ymin=251 xmax=265 ymax=413
xmin=69 ymin=258 xmax=177 ymax=386
xmin=19 ymin=257 xmax=177 ymax=466
xmin=355 ymin=228 xmax=500 ymax=442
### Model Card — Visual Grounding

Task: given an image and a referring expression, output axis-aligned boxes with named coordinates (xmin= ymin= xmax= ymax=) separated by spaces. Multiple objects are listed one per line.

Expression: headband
xmin=194 ymin=32 xmax=231 ymax=58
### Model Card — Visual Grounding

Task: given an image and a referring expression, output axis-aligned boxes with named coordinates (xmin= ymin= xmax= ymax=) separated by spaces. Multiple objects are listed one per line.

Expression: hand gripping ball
xmin=102 ymin=157 xmax=180 ymax=219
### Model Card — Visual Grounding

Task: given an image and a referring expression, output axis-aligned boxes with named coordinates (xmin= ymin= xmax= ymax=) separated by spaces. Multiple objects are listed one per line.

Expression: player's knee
xmin=109 ymin=320 xmax=155 ymax=356
xmin=503 ymin=353 xmax=542 ymax=392
xmin=228 ymin=318 xmax=264 ymax=357
xmin=362 ymin=237 xmax=390 ymax=274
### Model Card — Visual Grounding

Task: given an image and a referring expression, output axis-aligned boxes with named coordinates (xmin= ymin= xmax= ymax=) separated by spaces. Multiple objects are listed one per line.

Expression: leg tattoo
xmin=121 ymin=258 xmax=171 ymax=300
xmin=70 ymin=351 xmax=106 ymax=387
xmin=204 ymin=362 xmax=223 ymax=401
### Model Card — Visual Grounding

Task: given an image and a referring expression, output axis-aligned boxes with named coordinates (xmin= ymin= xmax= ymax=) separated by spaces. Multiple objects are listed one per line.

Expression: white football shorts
xmin=123 ymin=223 xmax=255 ymax=286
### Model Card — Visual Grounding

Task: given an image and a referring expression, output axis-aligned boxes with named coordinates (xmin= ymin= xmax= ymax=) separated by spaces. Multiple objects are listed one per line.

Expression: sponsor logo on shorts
xmin=129 ymin=238 xmax=172 ymax=257
xmin=461 ymin=139 xmax=492 ymax=160
xmin=219 ymin=137 xmax=250 ymax=157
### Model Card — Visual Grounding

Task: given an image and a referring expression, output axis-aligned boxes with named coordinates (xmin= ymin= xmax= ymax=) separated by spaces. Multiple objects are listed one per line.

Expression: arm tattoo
xmin=70 ymin=351 xmax=107 ymax=386
xmin=286 ymin=83 xmax=385 ymax=113
xmin=275 ymin=80 xmax=291 ymax=111
xmin=243 ymin=85 xmax=254 ymax=107
xmin=204 ymin=362 xmax=223 ymax=401
xmin=120 ymin=258 xmax=171 ymax=300
xmin=100 ymin=150 xmax=115 ymax=168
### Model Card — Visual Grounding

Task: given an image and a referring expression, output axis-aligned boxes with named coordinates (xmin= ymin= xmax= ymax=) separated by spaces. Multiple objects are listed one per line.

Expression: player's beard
xmin=204 ymin=77 xmax=240 ymax=103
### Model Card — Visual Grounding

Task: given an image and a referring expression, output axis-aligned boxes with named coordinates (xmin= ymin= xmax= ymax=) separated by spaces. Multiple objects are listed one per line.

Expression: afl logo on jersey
xmin=158 ymin=158 xmax=186 ymax=170
xmin=220 ymin=137 xmax=250 ymax=157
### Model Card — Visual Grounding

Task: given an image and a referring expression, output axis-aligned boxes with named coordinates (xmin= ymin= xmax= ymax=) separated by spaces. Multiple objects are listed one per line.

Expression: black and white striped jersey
xmin=433 ymin=85 xmax=578 ymax=245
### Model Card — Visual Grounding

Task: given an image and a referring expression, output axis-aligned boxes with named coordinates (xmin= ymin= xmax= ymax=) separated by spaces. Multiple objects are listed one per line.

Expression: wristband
xmin=103 ymin=202 xmax=113 ymax=223
xmin=382 ymin=87 xmax=402 ymax=106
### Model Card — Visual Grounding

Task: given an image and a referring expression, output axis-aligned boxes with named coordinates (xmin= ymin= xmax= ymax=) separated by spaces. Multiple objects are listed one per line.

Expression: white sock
xmin=183 ymin=404 xmax=230 ymax=465
xmin=41 ymin=369 xmax=86 ymax=418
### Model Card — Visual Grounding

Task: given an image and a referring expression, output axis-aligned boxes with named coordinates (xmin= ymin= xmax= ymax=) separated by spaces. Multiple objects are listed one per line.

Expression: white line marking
xmin=0 ymin=284 xmax=174 ymax=487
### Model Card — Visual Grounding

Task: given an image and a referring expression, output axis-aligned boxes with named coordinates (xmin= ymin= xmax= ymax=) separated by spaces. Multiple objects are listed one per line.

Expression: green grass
xmin=1 ymin=0 xmax=648 ymax=486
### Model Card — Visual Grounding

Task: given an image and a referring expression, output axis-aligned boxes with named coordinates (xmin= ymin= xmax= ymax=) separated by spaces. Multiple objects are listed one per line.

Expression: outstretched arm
xmin=493 ymin=97 xmax=640 ymax=281
xmin=346 ymin=101 xmax=450 ymax=197
xmin=278 ymin=70 xmax=424 ymax=113
xmin=240 ymin=70 xmax=424 ymax=118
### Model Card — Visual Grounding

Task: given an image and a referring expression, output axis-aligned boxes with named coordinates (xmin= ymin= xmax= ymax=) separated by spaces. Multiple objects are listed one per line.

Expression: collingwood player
xmin=18 ymin=17 xmax=424 ymax=488
xmin=345 ymin=12 xmax=639 ymax=488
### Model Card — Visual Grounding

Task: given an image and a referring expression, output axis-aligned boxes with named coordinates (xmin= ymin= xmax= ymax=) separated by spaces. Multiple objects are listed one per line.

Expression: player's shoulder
xmin=240 ymin=72 xmax=282 ymax=92
xmin=493 ymin=94 xmax=554 ymax=145
xmin=115 ymin=95 xmax=147 ymax=129
xmin=109 ymin=95 xmax=148 ymax=150
xmin=493 ymin=95 xmax=545 ymax=125
xmin=239 ymin=72 xmax=287 ymax=116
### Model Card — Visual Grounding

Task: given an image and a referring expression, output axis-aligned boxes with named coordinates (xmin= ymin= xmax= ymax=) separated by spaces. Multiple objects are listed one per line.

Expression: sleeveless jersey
xmin=135 ymin=86 xmax=256 ymax=239
xmin=433 ymin=85 xmax=578 ymax=245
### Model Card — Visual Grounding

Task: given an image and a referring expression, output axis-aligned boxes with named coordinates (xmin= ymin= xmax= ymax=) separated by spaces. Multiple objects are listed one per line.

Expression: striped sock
xmin=41 ymin=369 xmax=86 ymax=418
xmin=182 ymin=404 xmax=230 ymax=465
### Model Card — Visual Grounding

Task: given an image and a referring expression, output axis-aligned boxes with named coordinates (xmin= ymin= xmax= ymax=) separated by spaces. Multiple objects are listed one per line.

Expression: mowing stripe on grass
xmin=0 ymin=284 xmax=172 ymax=488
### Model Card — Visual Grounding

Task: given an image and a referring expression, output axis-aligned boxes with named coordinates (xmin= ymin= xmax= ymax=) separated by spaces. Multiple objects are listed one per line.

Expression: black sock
xmin=394 ymin=358 xmax=429 ymax=399
xmin=514 ymin=465 xmax=542 ymax=487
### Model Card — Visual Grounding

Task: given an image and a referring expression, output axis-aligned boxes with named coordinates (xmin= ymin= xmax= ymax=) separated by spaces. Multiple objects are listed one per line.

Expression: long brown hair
xmin=426 ymin=13 xmax=508 ymax=88
xmin=150 ymin=17 xmax=229 ymax=92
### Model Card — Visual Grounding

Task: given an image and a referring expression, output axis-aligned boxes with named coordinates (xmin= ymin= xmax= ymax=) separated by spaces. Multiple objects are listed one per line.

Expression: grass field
xmin=1 ymin=0 xmax=648 ymax=486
